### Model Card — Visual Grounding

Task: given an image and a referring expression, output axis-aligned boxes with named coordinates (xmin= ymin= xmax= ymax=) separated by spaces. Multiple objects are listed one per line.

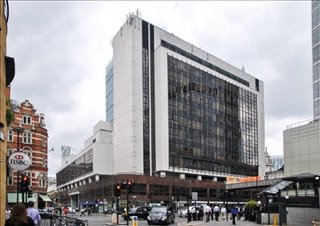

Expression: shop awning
xmin=38 ymin=194 xmax=52 ymax=202
xmin=7 ymin=193 xmax=36 ymax=203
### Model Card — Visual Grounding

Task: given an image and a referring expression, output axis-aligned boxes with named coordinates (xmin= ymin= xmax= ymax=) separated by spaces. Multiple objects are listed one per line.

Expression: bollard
xmin=112 ymin=213 xmax=118 ymax=224
xmin=132 ymin=216 xmax=138 ymax=226
xmin=273 ymin=214 xmax=277 ymax=226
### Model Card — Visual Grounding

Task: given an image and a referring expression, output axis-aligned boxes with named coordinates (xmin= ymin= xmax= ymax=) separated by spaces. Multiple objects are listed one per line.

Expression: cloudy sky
xmin=7 ymin=1 xmax=312 ymax=177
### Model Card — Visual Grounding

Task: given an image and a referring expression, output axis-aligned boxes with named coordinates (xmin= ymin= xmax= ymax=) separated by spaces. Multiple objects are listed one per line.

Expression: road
xmin=69 ymin=213 xmax=270 ymax=226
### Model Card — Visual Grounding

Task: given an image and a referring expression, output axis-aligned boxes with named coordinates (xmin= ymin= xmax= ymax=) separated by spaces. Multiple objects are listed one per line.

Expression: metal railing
xmin=40 ymin=214 xmax=88 ymax=226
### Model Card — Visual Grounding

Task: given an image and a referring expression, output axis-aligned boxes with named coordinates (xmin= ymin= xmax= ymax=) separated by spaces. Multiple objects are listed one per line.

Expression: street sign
xmin=8 ymin=152 xmax=31 ymax=171
xmin=192 ymin=192 xmax=198 ymax=201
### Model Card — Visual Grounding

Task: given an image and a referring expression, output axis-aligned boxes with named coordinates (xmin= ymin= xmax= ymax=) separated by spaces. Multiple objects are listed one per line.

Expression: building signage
xmin=8 ymin=152 xmax=31 ymax=171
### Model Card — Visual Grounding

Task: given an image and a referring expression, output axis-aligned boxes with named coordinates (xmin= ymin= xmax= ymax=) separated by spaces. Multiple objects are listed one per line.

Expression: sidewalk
xmin=177 ymin=219 xmax=272 ymax=226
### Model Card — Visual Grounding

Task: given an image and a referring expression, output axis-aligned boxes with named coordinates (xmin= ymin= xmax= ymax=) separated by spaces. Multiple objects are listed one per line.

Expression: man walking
xmin=213 ymin=204 xmax=220 ymax=221
xmin=220 ymin=206 xmax=227 ymax=220
xmin=231 ymin=206 xmax=239 ymax=225
xmin=203 ymin=205 xmax=211 ymax=222
xmin=27 ymin=201 xmax=41 ymax=226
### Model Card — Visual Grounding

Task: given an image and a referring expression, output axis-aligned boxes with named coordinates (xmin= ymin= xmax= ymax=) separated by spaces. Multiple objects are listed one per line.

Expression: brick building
xmin=7 ymin=99 xmax=51 ymax=208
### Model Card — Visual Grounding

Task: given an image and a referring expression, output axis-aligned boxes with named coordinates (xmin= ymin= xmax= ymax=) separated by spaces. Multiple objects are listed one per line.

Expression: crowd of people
xmin=186 ymin=204 xmax=246 ymax=225
xmin=5 ymin=201 xmax=41 ymax=226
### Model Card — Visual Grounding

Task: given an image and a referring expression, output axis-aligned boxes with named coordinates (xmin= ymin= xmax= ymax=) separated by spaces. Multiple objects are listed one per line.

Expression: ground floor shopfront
xmin=6 ymin=192 xmax=52 ymax=209
xmin=57 ymin=174 xmax=268 ymax=213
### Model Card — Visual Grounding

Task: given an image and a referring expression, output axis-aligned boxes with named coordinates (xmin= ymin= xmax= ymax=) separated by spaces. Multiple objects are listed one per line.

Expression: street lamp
xmin=12 ymin=124 xmax=24 ymax=203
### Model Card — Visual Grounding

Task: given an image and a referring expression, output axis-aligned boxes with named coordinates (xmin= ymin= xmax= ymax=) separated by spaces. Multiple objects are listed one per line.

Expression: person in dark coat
xmin=5 ymin=203 xmax=35 ymax=226
xmin=231 ymin=206 xmax=239 ymax=225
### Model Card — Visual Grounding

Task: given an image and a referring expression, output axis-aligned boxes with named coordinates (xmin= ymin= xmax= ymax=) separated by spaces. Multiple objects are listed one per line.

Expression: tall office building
xmin=107 ymin=14 xmax=265 ymax=180
xmin=312 ymin=1 xmax=320 ymax=118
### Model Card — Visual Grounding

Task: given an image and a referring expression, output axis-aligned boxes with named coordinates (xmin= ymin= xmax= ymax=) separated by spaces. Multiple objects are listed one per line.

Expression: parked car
xmin=123 ymin=206 xmax=151 ymax=220
xmin=147 ymin=206 xmax=175 ymax=225
xmin=104 ymin=207 xmax=114 ymax=214
xmin=177 ymin=207 xmax=188 ymax=218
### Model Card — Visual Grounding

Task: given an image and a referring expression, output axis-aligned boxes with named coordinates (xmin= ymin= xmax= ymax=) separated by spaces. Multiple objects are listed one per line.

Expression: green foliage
xmin=6 ymin=99 xmax=15 ymax=126
xmin=247 ymin=200 xmax=257 ymax=209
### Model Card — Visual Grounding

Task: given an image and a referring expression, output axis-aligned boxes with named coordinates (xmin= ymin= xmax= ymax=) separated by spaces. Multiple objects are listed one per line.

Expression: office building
xmin=313 ymin=1 xmax=320 ymax=118
xmin=108 ymin=14 xmax=265 ymax=179
xmin=57 ymin=14 xmax=265 ymax=210
xmin=284 ymin=119 xmax=320 ymax=177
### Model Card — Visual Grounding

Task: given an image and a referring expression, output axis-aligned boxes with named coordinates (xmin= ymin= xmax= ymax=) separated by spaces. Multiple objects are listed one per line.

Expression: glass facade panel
xmin=312 ymin=6 xmax=320 ymax=29
xmin=142 ymin=20 xmax=150 ymax=175
xmin=313 ymin=62 xmax=320 ymax=82
xmin=57 ymin=149 xmax=93 ymax=186
xmin=312 ymin=26 xmax=320 ymax=47
xmin=313 ymin=44 xmax=320 ymax=64
xmin=313 ymin=1 xmax=320 ymax=10
xmin=106 ymin=63 xmax=113 ymax=122
xmin=313 ymin=3 xmax=320 ymax=118
xmin=167 ymin=56 xmax=258 ymax=176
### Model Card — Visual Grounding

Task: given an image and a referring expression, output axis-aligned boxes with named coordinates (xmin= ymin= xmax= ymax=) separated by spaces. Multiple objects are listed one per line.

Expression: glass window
xmin=22 ymin=115 xmax=32 ymax=125
xmin=167 ymin=56 xmax=258 ymax=176
xmin=23 ymin=131 xmax=32 ymax=144
xmin=7 ymin=129 xmax=13 ymax=142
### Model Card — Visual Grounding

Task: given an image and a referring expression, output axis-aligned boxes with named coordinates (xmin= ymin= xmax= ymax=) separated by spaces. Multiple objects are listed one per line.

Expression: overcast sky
xmin=7 ymin=1 xmax=312 ymax=177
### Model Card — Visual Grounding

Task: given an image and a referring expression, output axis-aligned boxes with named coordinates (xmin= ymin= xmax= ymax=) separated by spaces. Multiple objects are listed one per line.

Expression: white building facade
xmin=107 ymin=15 xmax=265 ymax=180
xmin=56 ymin=121 xmax=113 ymax=207
xmin=283 ymin=119 xmax=320 ymax=176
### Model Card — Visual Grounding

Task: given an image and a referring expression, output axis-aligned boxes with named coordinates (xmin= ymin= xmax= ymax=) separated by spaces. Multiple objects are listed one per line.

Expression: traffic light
xmin=127 ymin=180 xmax=133 ymax=194
xmin=115 ymin=183 xmax=121 ymax=197
xmin=21 ymin=175 xmax=30 ymax=192
xmin=28 ymin=189 xmax=33 ymax=198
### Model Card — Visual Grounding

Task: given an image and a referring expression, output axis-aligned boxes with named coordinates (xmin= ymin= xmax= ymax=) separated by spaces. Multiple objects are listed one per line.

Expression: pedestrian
xmin=87 ymin=207 xmax=92 ymax=216
xmin=231 ymin=206 xmax=238 ymax=225
xmin=80 ymin=207 xmax=86 ymax=216
xmin=198 ymin=206 xmax=203 ymax=221
xmin=27 ymin=201 xmax=41 ymax=226
xmin=6 ymin=206 xmax=11 ymax=220
xmin=220 ymin=206 xmax=227 ymax=220
xmin=63 ymin=206 xmax=68 ymax=216
xmin=213 ymin=204 xmax=220 ymax=221
xmin=5 ymin=203 xmax=35 ymax=226
xmin=203 ymin=205 xmax=211 ymax=222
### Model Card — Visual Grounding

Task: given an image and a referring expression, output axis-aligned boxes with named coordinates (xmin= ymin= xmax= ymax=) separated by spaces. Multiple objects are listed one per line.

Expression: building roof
xmin=257 ymin=180 xmax=293 ymax=196
xmin=282 ymin=173 xmax=319 ymax=182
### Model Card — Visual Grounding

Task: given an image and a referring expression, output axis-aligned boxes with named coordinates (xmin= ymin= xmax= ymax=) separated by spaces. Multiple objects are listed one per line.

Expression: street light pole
xmin=14 ymin=125 xmax=24 ymax=203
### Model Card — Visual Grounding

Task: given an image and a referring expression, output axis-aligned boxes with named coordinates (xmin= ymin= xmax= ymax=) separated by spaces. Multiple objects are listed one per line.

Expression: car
xmin=147 ymin=206 xmax=175 ymax=225
xmin=123 ymin=206 xmax=151 ymax=220
xmin=177 ymin=207 xmax=188 ymax=218
xmin=104 ymin=207 xmax=114 ymax=214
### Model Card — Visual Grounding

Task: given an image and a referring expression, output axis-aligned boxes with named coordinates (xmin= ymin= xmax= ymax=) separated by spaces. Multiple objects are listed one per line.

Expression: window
xmin=22 ymin=115 xmax=32 ymax=125
xmin=42 ymin=139 xmax=47 ymax=148
xmin=7 ymin=129 xmax=13 ymax=142
xmin=6 ymin=170 xmax=13 ymax=185
xmin=23 ymin=131 xmax=32 ymax=144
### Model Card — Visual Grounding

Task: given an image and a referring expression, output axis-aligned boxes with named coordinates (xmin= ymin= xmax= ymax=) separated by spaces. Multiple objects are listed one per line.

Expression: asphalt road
xmin=67 ymin=213 xmax=269 ymax=226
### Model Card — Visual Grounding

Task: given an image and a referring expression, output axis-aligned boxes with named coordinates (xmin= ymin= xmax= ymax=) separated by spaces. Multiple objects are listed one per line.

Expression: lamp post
xmin=226 ymin=190 xmax=229 ymax=221
xmin=13 ymin=125 xmax=24 ymax=203
xmin=314 ymin=175 xmax=319 ymax=198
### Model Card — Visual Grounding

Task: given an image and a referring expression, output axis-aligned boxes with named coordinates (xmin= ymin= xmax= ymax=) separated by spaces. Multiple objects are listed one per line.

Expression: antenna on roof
xmin=241 ymin=65 xmax=246 ymax=72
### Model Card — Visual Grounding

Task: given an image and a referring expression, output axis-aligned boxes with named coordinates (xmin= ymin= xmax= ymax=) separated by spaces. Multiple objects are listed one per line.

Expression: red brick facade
xmin=6 ymin=100 xmax=49 ymax=205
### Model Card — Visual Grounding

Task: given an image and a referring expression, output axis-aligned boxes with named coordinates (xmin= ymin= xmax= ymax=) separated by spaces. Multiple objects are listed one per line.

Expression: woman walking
xmin=5 ymin=203 xmax=35 ymax=226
